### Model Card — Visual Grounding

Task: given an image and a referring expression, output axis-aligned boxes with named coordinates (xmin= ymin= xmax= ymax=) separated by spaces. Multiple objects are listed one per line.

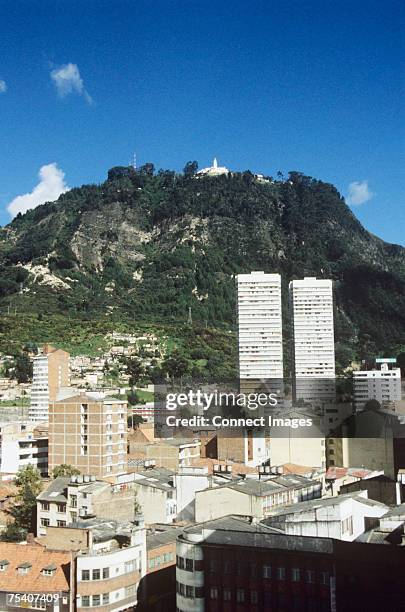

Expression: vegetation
xmin=52 ymin=464 xmax=81 ymax=478
xmin=2 ymin=465 xmax=42 ymax=541
xmin=0 ymin=164 xmax=404 ymax=371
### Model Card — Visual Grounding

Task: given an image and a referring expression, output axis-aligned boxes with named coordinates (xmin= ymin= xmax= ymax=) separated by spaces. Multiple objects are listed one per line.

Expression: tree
xmin=14 ymin=352 xmax=33 ymax=383
xmin=134 ymin=492 xmax=142 ymax=516
xmin=52 ymin=464 xmax=81 ymax=479
xmin=139 ymin=163 xmax=155 ymax=176
xmin=5 ymin=465 xmax=42 ymax=539
xmin=123 ymin=357 xmax=145 ymax=387
xmin=397 ymin=352 xmax=405 ymax=378
xmin=183 ymin=161 xmax=198 ymax=177
xmin=161 ymin=350 xmax=189 ymax=382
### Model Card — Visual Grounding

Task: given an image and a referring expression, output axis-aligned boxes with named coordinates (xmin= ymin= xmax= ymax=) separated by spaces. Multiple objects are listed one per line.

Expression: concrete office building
xmin=237 ymin=272 xmax=283 ymax=467
xmin=353 ymin=361 xmax=401 ymax=411
xmin=289 ymin=277 xmax=335 ymax=402
xmin=237 ymin=271 xmax=283 ymax=383
xmin=29 ymin=344 xmax=70 ymax=422
xmin=49 ymin=392 xmax=127 ymax=478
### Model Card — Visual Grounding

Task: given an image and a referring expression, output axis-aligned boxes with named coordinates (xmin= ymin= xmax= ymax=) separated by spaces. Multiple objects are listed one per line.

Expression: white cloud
xmin=0 ymin=80 xmax=7 ymax=93
xmin=346 ymin=180 xmax=374 ymax=205
xmin=7 ymin=163 xmax=69 ymax=217
xmin=50 ymin=63 xmax=93 ymax=104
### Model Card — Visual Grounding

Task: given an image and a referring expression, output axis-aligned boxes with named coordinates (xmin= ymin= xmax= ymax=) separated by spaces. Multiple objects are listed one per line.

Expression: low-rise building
xmin=132 ymin=468 xmax=177 ymax=524
xmin=353 ymin=361 xmax=401 ymax=411
xmin=42 ymin=517 xmax=146 ymax=612
xmin=176 ymin=514 xmax=405 ymax=612
xmin=0 ymin=421 xmax=48 ymax=477
xmin=137 ymin=525 xmax=184 ymax=611
xmin=262 ymin=491 xmax=388 ymax=541
xmin=195 ymin=474 xmax=321 ymax=523
xmin=37 ymin=474 xmax=138 ymax=536
xmin=0 ymin=543 xmax=71 ymax=611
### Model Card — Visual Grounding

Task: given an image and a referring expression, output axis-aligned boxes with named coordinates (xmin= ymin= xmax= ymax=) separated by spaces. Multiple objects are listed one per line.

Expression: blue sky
xmin=0 ymin=0 xmax=404 ymax=244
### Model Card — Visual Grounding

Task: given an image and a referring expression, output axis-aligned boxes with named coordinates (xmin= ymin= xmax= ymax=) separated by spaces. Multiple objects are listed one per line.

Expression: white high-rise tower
xmin=236 ymin=271 xmax=283 ymax=467
xmin=289 ymin=277 xmax=335 ymax=402
xmin=237 ymin=271 xmax=283 ymax=382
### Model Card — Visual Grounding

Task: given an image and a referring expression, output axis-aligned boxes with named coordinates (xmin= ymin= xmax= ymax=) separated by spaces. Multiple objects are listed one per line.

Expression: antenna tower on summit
xmin=132 ymin=153 xmax=137 ymax=170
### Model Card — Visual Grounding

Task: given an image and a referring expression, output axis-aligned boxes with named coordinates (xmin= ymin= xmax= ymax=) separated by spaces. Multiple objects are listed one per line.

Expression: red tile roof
xmin=0 ymin=543 xmax=71 ymax=593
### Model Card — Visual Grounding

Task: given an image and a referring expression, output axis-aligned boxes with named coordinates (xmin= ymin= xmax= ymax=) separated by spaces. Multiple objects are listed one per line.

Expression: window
xmin=264 ymin=591 xmax=272 ymax=606
xmin=251 ymin=590 xmax=258 ymax=604
xmin=57 ymin=520 xmax=66 ymax=527
xmin=0 ymin=562 xmax=9 ymax=571
xmin=306 ymin=569 xmax=316 ymax=584
xmin=92 ymin=595 xmax=100 ymax=606
xmin=41 ymin=502 xmax=50 ymax=511
xmin=103 ymin=567 xmax=109 ymax=579
xmin=125 ymin=586 xmax=135 ymax=597
xmin=102 ymin=594 xmax=109 ymax=604
xmin=342 ymin=516 xmax=353 ymax=535
xmin=40 ymin=518 xmax=49 ymax=527
xmin=81 ymin=596 xmax=90 ymax=607
xmin=194 ymin=559 xmax=203 ymax=571
xmin=195 ymin=587 xmax=204 ymax=599
xmin=81 ymin=569 xmax=90 ymax=581
xmin=177 ymin=555 xmax=184 ymax=569
xmin=92 ymin=569 xmax=100 ymax=580
xmin=320 ymin=571 xmax=329 ymax=585
xmin=42 ymin=568 xmax=55 ymax=576
xmin=185 ymin=558 xmax=193 ymax=572
xmin=209 ymin=559 xmax=217 ymax=574
xmin=276 ymin=567 xmax=286 ymax=581
xmin=292 ymin=568 xmax=301 ymax=582
xmin=185 ymin=585 xmax=194 ymax=598
xmin=263 ymin=564 xmax=271 ymax=578
xmin=69 ymin=495 xmax=77 ymax=508
xmin=210 ymin=587 xmax=218 ymax=600
xmin=223 ymin=589 xmax=231 ymax=601
xmin=236 ymin=589 xmax=245 ymax=603
xmin=125 ymin=560 xmax=135 ymax=573
xmin=57 ymin=503 xmax=66 ymax=513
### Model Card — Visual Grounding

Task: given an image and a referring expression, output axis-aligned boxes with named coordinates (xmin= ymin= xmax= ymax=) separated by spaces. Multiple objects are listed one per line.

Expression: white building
xmin=353 ymin=362 xmax=401 ymax=411
xmin=289 ymin=277 xmax=335 ymax=402
xmin=29 ymin=345 xmax=70 ymax=422
xmin=237 ymin=271 xmax=283 ymax=382
xmin=196 ymin=158 xmax=229 ymax=177
xmin=263 ymin=490 xmax=388 ymax=541
xmin=0 ymin=422 xmax=48 ymax=477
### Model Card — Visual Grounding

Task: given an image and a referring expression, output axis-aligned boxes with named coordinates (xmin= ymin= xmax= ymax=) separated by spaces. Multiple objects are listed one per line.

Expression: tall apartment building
xmin=237 ymin=272 xmax=283 ymax=466
xmin=29 ymin=344 xmax=70 ymax=422
xmin=353 ymin=361 xmax=401 ymax=411
xmin=49 ymin=392 xmax=127 ymax=478
xmin=289 ymin=277 xmax=335 ymax=402
xmin=237 ymin=271 xmax=283 ymax=383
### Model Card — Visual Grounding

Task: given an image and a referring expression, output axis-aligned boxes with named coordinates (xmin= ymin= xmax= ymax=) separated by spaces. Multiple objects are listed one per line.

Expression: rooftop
xmin=180 ymin=515 xmax=334 ymax=553
xmin=0 ymin=543 xmax=70 ymax=592
xmin=261 ymin=492 xmax=387 ymax=520
xmin=216 ymin=474 xmax=318 ymax=498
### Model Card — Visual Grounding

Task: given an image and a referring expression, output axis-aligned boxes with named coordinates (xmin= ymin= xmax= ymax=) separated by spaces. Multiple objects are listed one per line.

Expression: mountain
xmin=1 ymin=165 xmax=405 ymax=368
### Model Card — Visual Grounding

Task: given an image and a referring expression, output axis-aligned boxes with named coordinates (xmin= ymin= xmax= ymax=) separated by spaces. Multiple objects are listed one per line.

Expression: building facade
xmin=29 ymin=344 xmax=70 ymax=422
xmin=49 ymin=393 xmax=127 ymax=478
xmin=289 ymin=278 xmax=335 ymax=402
xmin=353 ymin=362 xmax=401 ymax=411
xmin=176 ymin=515 xmax=405 ymax=612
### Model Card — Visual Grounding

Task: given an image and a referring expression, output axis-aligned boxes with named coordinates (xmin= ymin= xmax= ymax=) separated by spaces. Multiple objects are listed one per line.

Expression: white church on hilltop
xmin=196 ymin=158 xmax=230 ymax=177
